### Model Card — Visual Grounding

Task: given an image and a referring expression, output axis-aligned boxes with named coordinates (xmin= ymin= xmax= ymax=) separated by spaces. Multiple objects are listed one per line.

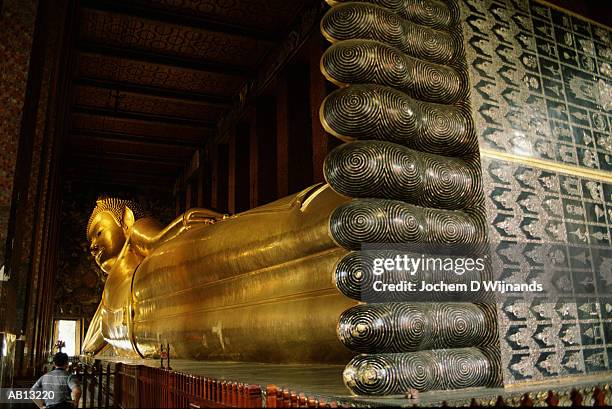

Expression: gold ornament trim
xmin=480 ymin=148 xmax=612 ymax=184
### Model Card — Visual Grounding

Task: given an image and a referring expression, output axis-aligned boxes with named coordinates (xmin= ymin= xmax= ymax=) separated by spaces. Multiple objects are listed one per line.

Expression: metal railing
xmin=74 ymin=361 xmax=113 ymax=408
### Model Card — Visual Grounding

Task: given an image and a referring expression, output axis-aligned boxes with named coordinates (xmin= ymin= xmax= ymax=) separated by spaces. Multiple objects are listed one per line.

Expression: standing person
xmin=31 ymin=352 xmax=81 ymax=409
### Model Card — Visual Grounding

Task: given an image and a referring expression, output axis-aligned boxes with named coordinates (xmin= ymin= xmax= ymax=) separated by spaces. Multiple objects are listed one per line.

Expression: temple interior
xmin=1 ymin=0 xmax=611 ymax=407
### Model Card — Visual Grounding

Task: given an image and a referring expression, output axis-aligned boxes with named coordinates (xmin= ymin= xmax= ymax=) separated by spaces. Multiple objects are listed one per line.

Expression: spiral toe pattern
xmin=334 ymin=251 xmax=375 ymax=301
xmin=343 ymin=354 xmax=412 ymax=395
xmin=338 ymin=303 xmax=397 ymax=352
xmin=417 ymin=102 xmax=475 ymax=154
xmin=325 ymin=0 xmax=455 ymax=29
xmin=322 ymin=40 xmax=462 ymax=104
xmin=329 ymin=199 xmax=482 ymax=250
xmin=334 ymin=250 xmax=485 ymax=301
xmin=343 ymin=348 xmax=492 ymax=395
xmin=321 ymin=3 xmax=455 ymax=64
xmin=433 ymin=303 xmax=494 ymax=347
xmin=330 ymin=199 xmax=426 ymax=249
xmin=324 ymin=141 xmax=479 ymax=209
xmin=321 ymin=85 xmax=476 ymax=155
xmin=334 ymin=250 xmax=427 ymax=301
xmin=422 ymin=206 xmax=480 ymax=243
xmin=338 ymin=303 xmax=490 ymax=353
xmin=442 ymin=349 xmax=491 ymax=390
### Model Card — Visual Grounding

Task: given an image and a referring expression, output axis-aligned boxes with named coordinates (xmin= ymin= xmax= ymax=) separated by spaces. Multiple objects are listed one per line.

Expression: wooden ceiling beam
xmin=65 ymin=172 xmax=176 ymax=185
xmin=80 ymin=0 xmax=279 ymax=42
xmin=65 ymin=166 xmax=178 ymax=182
xmin=65 ymin=162 xmax=176 ymax=179
xmin=68 ymin=152 xmax=185 ymax=171
xmin=67 ymin=148 xmax=188 ymax=167
xmin=72 ymin=106 xmax=216 ymax=128
xmin=74 ymin=77 xmax=233 ymax=106
xmin=77 ymin=42 xmax=251 ymax=77
xmin=69 ymin=129 xmax=204 ymax=148
xmin=68 ymin=133 xmax=196 ymax=158
xmin=64 ymin=169 xmax=176 ymax=188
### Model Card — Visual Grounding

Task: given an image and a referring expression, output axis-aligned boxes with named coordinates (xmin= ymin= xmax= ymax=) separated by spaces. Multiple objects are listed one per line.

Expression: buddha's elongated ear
xmin=122 ymin=206 xmax=135 ymax=235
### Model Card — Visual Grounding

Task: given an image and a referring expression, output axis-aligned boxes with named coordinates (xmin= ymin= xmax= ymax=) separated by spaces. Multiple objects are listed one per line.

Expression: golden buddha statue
xmin=82 ymin=186 xmax=358 ymax=363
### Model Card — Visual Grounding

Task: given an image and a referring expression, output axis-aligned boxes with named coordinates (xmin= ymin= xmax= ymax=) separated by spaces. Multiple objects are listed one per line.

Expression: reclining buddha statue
xmin=82 ymin=186 xmax=357 ymax=363
xmin=83 ymin=0 xmax=502 ymax=396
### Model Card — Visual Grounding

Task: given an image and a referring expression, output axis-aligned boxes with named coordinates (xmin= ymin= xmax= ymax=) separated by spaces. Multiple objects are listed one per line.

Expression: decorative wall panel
xmin=0 ymin=0 xmax=38 ymax=329
xmin=0 ymin=1 xmax=38 ymax=258
xmin=462 ymin=0 xmax=611 ymax=171
xmin=460 ymin=0 xmax=612 ymax=385
xmin=0 ymin=0 xmax=38 ymax=385
xmin=483 ymin=157 xmax=612 ymax=383
xmin=20 ymin=0 xmax=68 ymax=369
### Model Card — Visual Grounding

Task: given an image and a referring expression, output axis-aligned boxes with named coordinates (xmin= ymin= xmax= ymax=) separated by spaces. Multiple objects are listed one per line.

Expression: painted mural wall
xmin=461 ymin=0 xmax=611 ymax=384
xmin=0 ymin=0 xmax=38 ymax=329
xmin=0 ymin=0 xmax=39 ymax=385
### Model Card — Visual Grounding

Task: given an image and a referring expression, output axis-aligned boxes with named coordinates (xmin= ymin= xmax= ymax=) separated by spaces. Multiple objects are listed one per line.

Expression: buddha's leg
xmin=130 ymin=185 xmax=358 ymax=362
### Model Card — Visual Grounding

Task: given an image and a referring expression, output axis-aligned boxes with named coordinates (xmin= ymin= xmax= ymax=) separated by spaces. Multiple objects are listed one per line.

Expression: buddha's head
xmin=87 ymin=197 xmax=145 ymax=274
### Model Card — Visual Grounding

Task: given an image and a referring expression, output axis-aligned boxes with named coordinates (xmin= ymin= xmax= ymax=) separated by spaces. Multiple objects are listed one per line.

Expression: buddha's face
xmin=87 ymin=211 xmax=126 ymax=274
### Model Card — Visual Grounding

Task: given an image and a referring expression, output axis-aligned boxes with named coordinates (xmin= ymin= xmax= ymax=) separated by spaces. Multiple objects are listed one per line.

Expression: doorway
xmin=52 ymin=319 xmax=82 ymax=357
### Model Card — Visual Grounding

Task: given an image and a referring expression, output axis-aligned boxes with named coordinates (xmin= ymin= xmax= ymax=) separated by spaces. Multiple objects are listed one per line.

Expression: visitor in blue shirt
xmin=31 ymin=352 xmax=81 ymax=409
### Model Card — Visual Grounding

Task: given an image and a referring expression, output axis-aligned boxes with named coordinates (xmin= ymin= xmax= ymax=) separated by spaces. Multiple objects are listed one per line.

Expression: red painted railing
xmin=112 ymin=363 xmax=263 ymax=408
xmin=265 ymin=385 xmax=341 ymax=408
xmin=73 ymin=360 xmax=610 ymax=408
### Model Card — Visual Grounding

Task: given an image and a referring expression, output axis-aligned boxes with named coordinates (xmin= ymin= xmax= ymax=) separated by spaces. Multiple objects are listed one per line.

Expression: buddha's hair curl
xmin=86 ymin=197 xmax=147 ymax=237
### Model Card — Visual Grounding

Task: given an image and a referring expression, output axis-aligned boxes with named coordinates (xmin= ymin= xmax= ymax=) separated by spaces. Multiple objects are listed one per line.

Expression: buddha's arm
xmin=129 ymin=208 xmax=226 ymax=257
xmin=82 ymin=303 xmax=106 ymax=354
